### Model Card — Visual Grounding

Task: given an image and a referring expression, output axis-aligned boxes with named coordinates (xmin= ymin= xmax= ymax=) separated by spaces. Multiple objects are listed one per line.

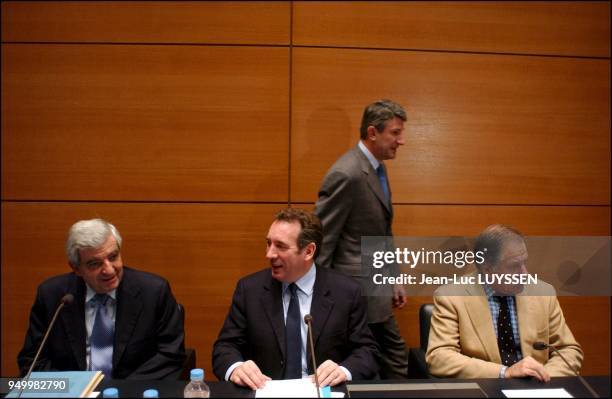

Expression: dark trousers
xmin=369 ymin=315 xmax=409 ymax=379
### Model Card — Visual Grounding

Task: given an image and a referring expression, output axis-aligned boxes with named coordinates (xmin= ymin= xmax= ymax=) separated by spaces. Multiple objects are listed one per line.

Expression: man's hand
xmin=230 ymin=360 xmax=271 ymax=390
xmin=392 ymin=283 xmax=407 ymax=308
xmin=504 ymin=356 xmax=550 ymax=382
xmin=312 ymin=360 xmax=348 ymax=387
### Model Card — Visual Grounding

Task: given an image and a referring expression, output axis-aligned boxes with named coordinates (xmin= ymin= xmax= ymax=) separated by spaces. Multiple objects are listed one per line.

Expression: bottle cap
xmin=143 ymin=389 xmax=159 ymax=398
xmin=103 ymin=387 xmax=119 ymax=398
xmin=190 ymin=368 xmax=204 ymax=381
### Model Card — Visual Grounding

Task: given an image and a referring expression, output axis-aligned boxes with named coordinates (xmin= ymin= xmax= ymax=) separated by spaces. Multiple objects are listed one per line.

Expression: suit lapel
xmin=464 ymin=283 xmax=501 ymax=363
xmin=61 ymin=275 xmax=87 ymax=370
xmin=308 ymin=268 xmax=334 ymax=370
xmin=354 ymin=147 xmax=392 ymax=214
xmin=383 ymin=163 xmax=394 ymax=217
xmin=113 ymin=269 xmax=143 ymax=368
xmin=261 ymin=276 xmax=286 ymax=360
xmin=515 ymin=295 xmax=537 ymax=358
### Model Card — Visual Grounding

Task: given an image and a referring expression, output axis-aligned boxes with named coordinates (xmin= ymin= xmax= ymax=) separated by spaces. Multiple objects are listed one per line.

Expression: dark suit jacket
xmin=315 ymin=145 xmax=395 ymax=323
xmin=212 ymin=266 xmax=380 ymax=381
xmin=17 ymin=267 xmax=185 ymax=380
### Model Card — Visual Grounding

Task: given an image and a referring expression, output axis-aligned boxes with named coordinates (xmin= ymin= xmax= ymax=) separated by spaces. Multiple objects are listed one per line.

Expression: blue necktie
xmin=284 ymin=283 xmax=302 ymax=379
xmin=90 ymin=294 xmax=114 ymax=377
xmin=377 ymin=164 xmax=390 ymax=204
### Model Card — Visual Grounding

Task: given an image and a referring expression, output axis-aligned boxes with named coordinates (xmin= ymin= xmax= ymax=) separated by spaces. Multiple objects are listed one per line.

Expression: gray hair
xmin=473 ymin=224 xmax=524 ymax=270
xmin=359 ymin=99 xmax=407 ymax=139
xmin=66 ymin=218 xmax=122 ymax=267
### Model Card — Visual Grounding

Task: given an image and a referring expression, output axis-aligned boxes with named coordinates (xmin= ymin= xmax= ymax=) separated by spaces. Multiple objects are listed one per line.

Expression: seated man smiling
xmin=212 ymin=208 xmax=380 ymax=389
xmin=18 ymin=218 xmax=185 ymax=379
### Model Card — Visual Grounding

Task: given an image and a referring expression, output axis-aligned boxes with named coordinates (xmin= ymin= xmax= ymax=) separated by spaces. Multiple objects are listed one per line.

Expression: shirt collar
xmin=283 ymin=262 xmax=316 ymax=297
xmin=483 ymin=282 xmax=521 ymax=298
xmin=85 ymin=284 xmax=117 ymax=303
xmin=483 ymin=284 xmax=495 ymax=298
xmin=358 ymin=140 xmax=380 ymax=171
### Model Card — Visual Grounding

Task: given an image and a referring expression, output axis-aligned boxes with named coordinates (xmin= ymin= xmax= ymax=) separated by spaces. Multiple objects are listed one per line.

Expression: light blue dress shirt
xmin=358 ymin=140 xmax=380 ymax=171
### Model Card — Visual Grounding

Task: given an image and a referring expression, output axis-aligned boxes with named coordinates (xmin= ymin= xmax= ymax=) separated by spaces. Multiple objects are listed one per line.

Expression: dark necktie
xmin=377 ymin=164 xmax=390 ymax=204
xmin=284 ymin=283 xmax=302 ymax=379
xmin=90 ymin=294 xmax=114 ymax=377
xmin=495 ymin=296 xmax=518 ymax=366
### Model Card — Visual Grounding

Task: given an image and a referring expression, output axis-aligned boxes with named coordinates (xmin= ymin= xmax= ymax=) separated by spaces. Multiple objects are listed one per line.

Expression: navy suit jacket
xmin=212 ymin=266 xmax=380 ymax=381
xmin=17 ymin=267 xmax=185 ymax=380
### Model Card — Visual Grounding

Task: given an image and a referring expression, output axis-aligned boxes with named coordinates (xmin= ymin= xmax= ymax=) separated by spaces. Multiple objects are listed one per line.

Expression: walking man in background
xmin=316 ymin=99 xmax=409 ymax=379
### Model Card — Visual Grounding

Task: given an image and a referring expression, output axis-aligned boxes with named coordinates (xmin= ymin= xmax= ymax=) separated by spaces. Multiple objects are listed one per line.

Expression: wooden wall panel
xmin=291 ymin=48 xmax=610 ymax=205
xmin=1 ymin=44 xmax=289 ymax=201
xmin=392 ymin=204 xmax=611 ymax=236
xmin=1 ymin=202 xmax=284 ymax=378
xmin=293 ymin=1 xmax=610 ymax=57
xmin=557 ymin=296 xmax=611 ymax=376
xmin=1 ymin=1 xmax=290 ymax=45
xmin=293 ymin=203 xmax=611 ymax=236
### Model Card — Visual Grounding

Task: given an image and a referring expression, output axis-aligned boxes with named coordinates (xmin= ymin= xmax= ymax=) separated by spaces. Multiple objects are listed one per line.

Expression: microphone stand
xmin=304 ymin=315 xmax=320 ymax=398
xmin=547 ymin=345 xmax=599 ymax=398
xmin=18 ymin=295 xmax=73 ymax=399
xmin=533 ymin=342 xmax=599 ymax=398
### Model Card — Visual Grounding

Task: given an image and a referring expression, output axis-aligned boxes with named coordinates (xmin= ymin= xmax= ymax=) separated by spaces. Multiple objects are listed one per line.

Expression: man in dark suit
xmin=18 ymin=218 xmax=185 ymax=380
xmin=315 ymin=99 xmax=409 ymax=379
xmin=212 ymin=208 xmax=379 ymax=390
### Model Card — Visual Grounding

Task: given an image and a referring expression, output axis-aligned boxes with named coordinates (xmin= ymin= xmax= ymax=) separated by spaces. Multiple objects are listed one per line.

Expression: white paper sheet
xmin=255 ymin=378 xmax=344 ymax=398
xmin=502 ymin=388 xmax=572 ymax=398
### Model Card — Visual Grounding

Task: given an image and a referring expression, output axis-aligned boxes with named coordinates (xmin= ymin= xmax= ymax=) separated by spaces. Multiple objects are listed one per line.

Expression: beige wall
xmin=2 ymin=1 xmax=610 ymax=377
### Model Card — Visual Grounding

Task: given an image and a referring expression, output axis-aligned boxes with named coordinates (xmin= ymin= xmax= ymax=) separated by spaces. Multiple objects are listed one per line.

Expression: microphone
xmin=532 ymin=342 xmax=547 ymax=351
xmin=18 ymin=294 xmax=74 ymax=398
xmin=62 ymin=294 xmax=75 ymax=306
xmin=532 ymin=341 xmax=599 ymax=398
xmin=304 ymin=314 xmax=320 ymax=398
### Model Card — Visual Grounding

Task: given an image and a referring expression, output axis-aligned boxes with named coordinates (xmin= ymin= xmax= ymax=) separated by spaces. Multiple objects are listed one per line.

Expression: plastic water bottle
xmin=102 ymin=387 xmax=119 ymax=398
xmin=183 ymin=368 xmax=210 ymax=398
xmin=143 ymin=389 xmax=159 ymax=398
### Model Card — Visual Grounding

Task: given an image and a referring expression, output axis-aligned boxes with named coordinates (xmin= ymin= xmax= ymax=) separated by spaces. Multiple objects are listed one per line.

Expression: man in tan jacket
xmin=426 ymin=224 xmax=583 ymax=381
